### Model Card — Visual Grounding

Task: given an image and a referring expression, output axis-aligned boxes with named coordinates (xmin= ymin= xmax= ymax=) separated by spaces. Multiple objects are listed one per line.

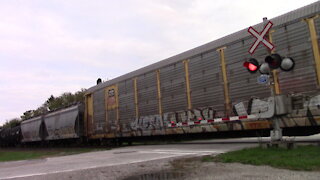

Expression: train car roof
xmin=21 ymin=103 xmax=82 ymax=123
xmin=44 ymin=104 xmax=79 ymax=118
xmin=86 ymin=1 xmax=320 ymax=94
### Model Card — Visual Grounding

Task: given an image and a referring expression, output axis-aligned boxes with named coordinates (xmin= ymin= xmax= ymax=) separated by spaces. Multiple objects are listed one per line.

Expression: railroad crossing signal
xmin=243 ymin=53 xmax=295 ymax=74
xmin=246 ymin=20 xmax=295 ymax=73
xmin=248 ymin=21 xmax=275 ymax=54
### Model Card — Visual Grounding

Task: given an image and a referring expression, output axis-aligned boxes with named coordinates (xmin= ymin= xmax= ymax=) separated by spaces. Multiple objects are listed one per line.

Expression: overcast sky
xmin=0 ymin=0 xmax=318 ymax=125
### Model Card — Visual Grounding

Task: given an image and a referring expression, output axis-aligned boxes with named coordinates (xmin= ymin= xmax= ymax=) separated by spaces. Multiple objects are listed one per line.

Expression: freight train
xmin=0 ymin=104 xmax=84 ymax=147
xmin=1 ymin=2 xmax=320 ymax=147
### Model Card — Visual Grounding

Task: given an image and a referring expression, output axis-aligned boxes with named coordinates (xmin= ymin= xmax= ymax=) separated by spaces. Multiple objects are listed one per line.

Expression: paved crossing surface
xmin=0 ymin=143 xmax=255 ymax=179
xmin=1 ymin=134 xmax=320 ymax=180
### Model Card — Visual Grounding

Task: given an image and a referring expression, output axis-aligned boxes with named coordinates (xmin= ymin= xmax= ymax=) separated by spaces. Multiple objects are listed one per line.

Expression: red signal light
xmin=248 ymin=63 xmax=258 ymax=71
xmin=243 ymin=58 xmax=259 ymax=73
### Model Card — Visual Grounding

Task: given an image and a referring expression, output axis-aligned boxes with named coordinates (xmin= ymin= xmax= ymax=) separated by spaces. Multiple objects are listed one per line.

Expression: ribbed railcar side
xmin=137 ymin=72 xmax=158 ymax=117
xmin=118 ymin=80 xmax=135 ymax=134
xmin=160 ymin=62 xmax=187 ymax=113
xmin=92 ymin=89 xmax=106 ymax=134
xmin=274 ymin=20 xmax=318 ymax=94
xmin=188 ymin=51 xmax=225 ymax=116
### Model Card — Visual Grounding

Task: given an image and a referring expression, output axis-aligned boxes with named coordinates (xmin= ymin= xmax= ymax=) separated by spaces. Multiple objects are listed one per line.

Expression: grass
xmin=202 ymin=145 xmax=320 ymax=171
xmin=0 ymin=148 xmax=108 ymax=162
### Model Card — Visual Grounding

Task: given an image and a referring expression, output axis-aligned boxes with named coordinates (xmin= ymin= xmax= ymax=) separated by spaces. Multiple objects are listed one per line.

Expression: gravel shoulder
xmin=7 ymin=155 xmax=320 ymax=180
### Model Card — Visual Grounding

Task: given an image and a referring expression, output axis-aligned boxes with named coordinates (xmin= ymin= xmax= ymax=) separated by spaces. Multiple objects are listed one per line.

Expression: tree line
xmin=1 ymin=89 xmax=86 ymax=129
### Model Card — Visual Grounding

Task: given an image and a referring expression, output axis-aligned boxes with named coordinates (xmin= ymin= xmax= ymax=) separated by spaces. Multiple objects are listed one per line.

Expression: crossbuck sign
xmin=248 ymin=21 xmax=275 ymax=54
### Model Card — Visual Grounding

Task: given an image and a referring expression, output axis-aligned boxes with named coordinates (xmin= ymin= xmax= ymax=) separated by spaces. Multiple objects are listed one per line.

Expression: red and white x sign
xmin=248 ymin=21 xmax=275 ymax=54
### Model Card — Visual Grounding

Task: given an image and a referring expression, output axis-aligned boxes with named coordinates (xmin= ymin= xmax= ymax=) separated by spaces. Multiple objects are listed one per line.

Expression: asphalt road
xmin=0 ymin=142 xmax=256 ymax=180
xmin=1 ymin=134 xmax=320 ymax=180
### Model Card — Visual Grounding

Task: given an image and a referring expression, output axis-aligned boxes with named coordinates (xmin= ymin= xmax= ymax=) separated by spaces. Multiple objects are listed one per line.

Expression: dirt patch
xmin=169 ymin=156 xmax=203 ymax=171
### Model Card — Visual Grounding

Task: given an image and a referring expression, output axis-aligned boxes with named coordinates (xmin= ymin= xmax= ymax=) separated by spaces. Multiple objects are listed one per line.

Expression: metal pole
xmin=263 ymin=17 xmax=282 ymax=143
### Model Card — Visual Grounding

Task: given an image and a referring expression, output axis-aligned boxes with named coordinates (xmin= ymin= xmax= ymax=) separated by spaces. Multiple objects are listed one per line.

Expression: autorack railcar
xmin=83 ymin=2 xmax=320 ymax=141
